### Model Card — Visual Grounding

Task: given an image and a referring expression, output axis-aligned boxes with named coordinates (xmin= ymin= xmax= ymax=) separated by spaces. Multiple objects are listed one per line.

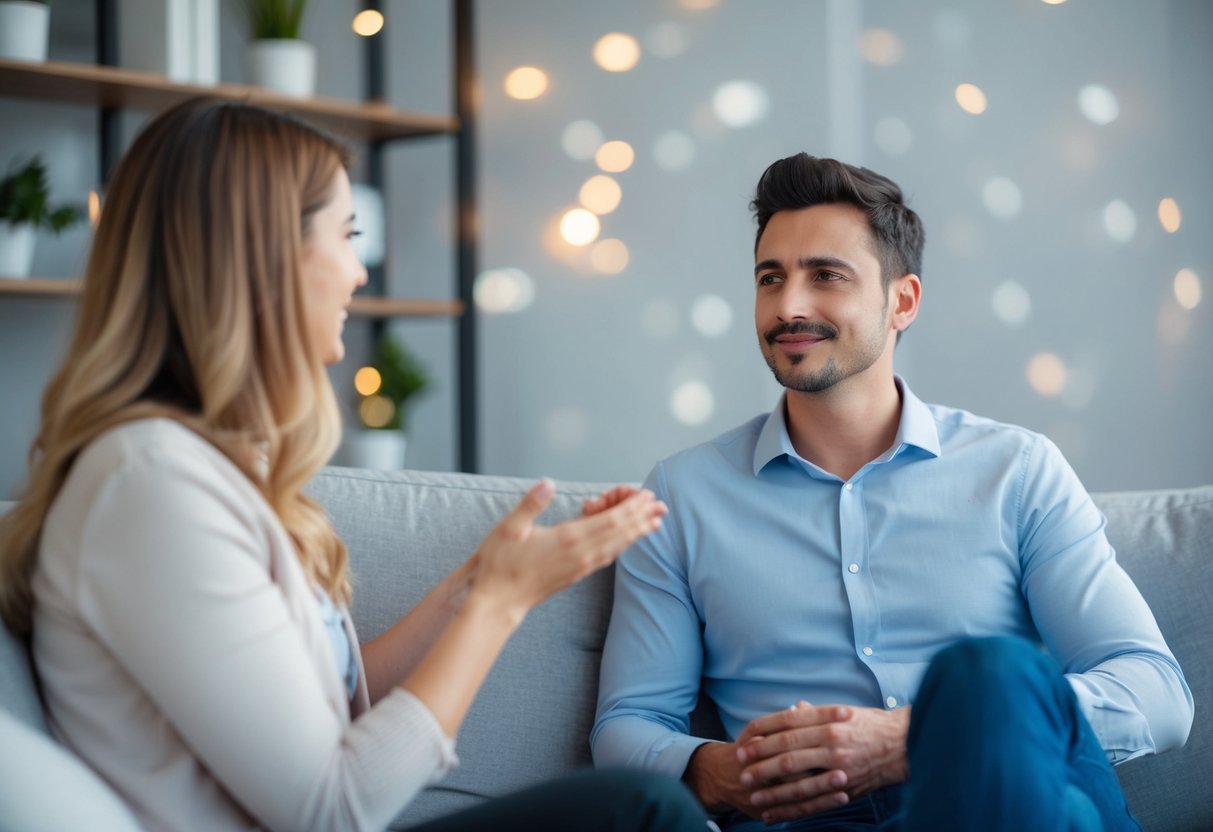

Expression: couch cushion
xmin=0 ymin=707 xmax=141 ymax=832
xmin=1094 ymin=486 xmax=1213 ymax=832
xmin=308 ymin=467 xmax=620 ymax=828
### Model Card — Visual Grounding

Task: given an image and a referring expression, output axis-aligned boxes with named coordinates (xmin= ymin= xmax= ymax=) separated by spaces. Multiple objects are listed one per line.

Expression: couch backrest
xmin=1093 ymin=487 xmax=1213 ymax=832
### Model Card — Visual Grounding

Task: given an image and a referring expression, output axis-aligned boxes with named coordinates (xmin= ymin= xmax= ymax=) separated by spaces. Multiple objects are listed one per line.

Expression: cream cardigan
xmin=32 ymin=419 xmax=456 ymax=831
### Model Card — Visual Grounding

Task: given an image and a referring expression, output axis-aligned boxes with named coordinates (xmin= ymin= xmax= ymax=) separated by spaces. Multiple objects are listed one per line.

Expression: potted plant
xmin=0 ymin=155 xmax=83 ymax=278
xmin=0 ymin=0 xmax=50 ymax=62
xmin=341 ymin=333 xmax=431 ymax=470
xmin=241 ymin=0 xmax=314 ymax=98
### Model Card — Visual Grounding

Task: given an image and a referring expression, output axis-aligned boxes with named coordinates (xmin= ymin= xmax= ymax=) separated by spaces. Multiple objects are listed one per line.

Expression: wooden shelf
xmin=0 ymin=278 xmax=463 ymax=319
xmin=0 ymin=58 xmax=458 ymax=142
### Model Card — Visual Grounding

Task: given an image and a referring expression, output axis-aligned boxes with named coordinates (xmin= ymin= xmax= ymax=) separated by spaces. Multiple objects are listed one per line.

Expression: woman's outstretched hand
xmin=472 ymin=480 xmax=667 ymax=624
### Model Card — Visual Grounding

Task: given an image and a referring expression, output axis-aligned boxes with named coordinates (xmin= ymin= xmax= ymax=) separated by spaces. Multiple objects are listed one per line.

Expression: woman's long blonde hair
xmin=0 ymin=98 xmax=352 ymax=635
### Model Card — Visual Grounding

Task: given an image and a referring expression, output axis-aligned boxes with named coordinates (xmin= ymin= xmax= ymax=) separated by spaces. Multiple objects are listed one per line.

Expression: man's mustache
xmin=763 ymin=321 xmax=839 ymax=345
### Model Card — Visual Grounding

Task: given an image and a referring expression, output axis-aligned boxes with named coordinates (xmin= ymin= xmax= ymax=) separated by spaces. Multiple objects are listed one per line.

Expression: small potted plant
xmin=0 ymin=0 xmax=50 ymax=62
xmin=0 ymin=155 xmax=83 ymax=279
xmin=342 ymin=333 xmax=431 ymax=470
xmin=241 ymin=0 xmax=314 ymax=98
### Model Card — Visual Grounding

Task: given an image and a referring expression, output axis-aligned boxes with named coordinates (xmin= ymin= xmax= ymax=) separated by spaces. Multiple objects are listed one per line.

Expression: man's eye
xmin=817 ymin=271 xmax=843 ymax=281
xmin=758 ymin=274 xmax=781 ymax=286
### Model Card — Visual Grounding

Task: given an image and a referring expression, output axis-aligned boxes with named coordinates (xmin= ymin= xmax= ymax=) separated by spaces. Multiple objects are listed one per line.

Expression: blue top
xmin=314 ymin=586 xmax=358 ymax=701
xmin=591 ymin=378 xmax=1192 ymax=777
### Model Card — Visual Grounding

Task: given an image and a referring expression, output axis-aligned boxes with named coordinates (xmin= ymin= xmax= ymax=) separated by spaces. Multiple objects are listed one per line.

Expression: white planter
xmin=0 ymin=222 xmax=36 ymax=278
xmin=0 ymin=1 xmax=50 ymax=62
xmin=339 ymin=430 xmax=407 ymax=471
xmin=247 ymin=39 xmax=315 ymax=99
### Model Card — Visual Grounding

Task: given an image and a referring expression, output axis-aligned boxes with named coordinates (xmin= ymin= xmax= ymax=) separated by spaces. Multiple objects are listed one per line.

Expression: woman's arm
xmin=359 ymin=483 xmax=655 ymax=707
xmin=397 ymin=479 xmax=665 ymax=737
xmin=359 ymin=556 xmax=476 ymax=704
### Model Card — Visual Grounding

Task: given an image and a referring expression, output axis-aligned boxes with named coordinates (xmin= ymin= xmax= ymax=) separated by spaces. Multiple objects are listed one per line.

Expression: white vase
xmin=340 ymin=430 xmax=408 ymax=471
xmin=0 ymin=222 xmax=36 ymax=278
xmin=247 ymin=39 xmax=315 ymax=99
xmin=0 ymin=1 xmax=50 ymax=62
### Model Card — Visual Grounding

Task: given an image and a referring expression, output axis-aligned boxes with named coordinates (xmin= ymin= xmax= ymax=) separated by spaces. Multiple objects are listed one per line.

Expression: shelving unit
xmin=0 ymin=58 xmax=457 ymax=142
xmin=0 ymin=1 xmax=480 ymax=469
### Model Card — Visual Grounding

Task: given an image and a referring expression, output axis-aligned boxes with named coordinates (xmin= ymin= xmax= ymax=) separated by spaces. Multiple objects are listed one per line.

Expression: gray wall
xmin=1 ymin=0 xmax=1209 ymax=500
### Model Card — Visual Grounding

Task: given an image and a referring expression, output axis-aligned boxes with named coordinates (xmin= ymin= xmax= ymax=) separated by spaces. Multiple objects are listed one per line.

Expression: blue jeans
xmin=404 ymin=768 xmax=708 ymax=831
xmin=721 ymin=637 xmax=1141 ymax=831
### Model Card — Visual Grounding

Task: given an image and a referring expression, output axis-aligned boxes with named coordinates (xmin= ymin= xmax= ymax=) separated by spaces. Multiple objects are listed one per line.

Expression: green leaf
xmin=0 ymin=156 xmax=83 ymax=232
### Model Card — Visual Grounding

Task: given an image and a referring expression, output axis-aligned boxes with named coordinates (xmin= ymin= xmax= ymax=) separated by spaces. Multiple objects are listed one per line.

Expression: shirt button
xmin=848 ymin=563 xmax=859 ymax=574
xmin=844 ymin=482 xmax=853 ymax=491
xmin=886 ymin=696 xmax=898 ymax=708
xmin=863 ymin=647 xmax=873 ymax=656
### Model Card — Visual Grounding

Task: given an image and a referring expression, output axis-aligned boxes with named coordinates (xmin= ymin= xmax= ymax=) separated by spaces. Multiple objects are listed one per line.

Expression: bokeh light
xmin=646 ymin=22 xmax=688 ymax=58
xmin=955 ymin=83 xmax=988 ymax=114
xmin=670 ymin=381 xmax=715 ymax=425
xmin=561 ymin=120 xmax=603 ymax=160
xmin=873 ymin=117 xmax=913 ymax=156
xmin=1078 ymin=84 xmax=1119 ymax=125
xmin=991 ymin=281 xmax=1031 ymax=326
xmin=982 ymin=177 xmax=1023 ymax=220
xmin=593 ymin=32 xmax=641 ymax=72
xmin=579 ymin=175 xmax=622 ymax=215
xmin=352 ymin=9 xmax=384 ymax=37
xmin=1102 ymin=200 xmax=1136 ymax=243
xmin=595 ymin=140 xmax=635 ymax=173
xmin=678 ymin=0 xmax=720 ymax=9
xmin=354 ymin=366 xmax=382 ymax=396
xmin=1158 ymin=198 xmax=1182 ymax=233
xmin=559 ymin=208 xmax=601 ymax=246
xmin=1174 ymin=268 xmax=1202 ymax=311
xmin=712 ymin=80 xmax=770 ymax=127
xmin=474 ymin=267 xmax=535 ymax=314
xmin=641 ymin=298 xmax=681 ymax=340
xmin=857 ymin=28 xmax=904 ymax=66
xmin=504 ymin=66 xmax=548 ymax=100
xmin=653 ymin=130 xmax=696 ymax=171
xmin=359 ymin=395 xmax=395 ymax=429
xmin=87 ymin=188 xmax=101 ymax=227
xmin=690 ymin=295 xmax=733 ymax=338
xmin=1026 ymin=353 xmax=1067 ymax=397
xmin=590 ymin=238 xmax=630 ymax=275
xmin=546 ymin=406 xmax=588 ymax=451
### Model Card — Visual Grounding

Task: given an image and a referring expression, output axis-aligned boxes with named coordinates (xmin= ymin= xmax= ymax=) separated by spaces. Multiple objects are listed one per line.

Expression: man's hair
xmin=750 ymin=152 xmax=925 ymax=286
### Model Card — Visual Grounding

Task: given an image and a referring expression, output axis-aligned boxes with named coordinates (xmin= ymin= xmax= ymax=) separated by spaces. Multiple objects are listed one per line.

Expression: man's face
xmin=754 ymin=203 xmax=895 ymax=394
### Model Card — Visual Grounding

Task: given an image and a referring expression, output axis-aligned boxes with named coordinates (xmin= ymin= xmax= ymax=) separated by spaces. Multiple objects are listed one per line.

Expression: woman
xmin=0 ymin=98 xmax=707 ymax=831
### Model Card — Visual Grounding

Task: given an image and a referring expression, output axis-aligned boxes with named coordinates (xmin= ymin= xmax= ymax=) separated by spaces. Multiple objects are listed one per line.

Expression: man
xmin=590 ymin=153 xmax=1192 ymax=830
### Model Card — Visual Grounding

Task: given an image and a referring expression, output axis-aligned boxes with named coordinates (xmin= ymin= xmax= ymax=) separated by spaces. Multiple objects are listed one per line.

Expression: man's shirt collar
xmin=753 ymin=375 xmax=942 ymax=477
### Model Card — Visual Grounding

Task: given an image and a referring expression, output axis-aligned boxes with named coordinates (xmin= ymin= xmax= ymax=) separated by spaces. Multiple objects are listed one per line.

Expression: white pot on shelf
xmin=0 ymin=222 xmax=36 ymax=278
xmin=247 ymin=39 xmax=315 ymax=98
xmin=0 ymin=1 xmax=50 ymax=62
xmin=339 ymin=430 xmax=408 ymax=471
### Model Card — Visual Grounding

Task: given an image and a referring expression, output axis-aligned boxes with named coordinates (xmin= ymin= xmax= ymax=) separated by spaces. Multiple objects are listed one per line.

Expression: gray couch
xmin=1 ymin=469 xmax=1209 ymax=830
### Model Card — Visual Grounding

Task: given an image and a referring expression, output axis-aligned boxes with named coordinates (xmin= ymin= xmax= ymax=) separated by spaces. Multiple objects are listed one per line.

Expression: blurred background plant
xmin=0 ymin=155 xmax=83 ymax=233
xmin=353 ymin=332 xmax=430 ymax=432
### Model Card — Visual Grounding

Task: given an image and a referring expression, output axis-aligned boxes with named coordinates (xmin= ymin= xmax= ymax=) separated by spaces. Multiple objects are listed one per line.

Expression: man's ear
xmin=890 ymin=273 xmax=921 ymax=332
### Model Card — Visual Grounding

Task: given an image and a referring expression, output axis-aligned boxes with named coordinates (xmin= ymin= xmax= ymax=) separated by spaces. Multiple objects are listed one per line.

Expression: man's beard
xmin=761 ymin=319 xmax=884 ymax=394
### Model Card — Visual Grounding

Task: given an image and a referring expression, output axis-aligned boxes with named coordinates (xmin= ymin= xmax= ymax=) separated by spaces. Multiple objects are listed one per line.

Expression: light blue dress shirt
xmin=591 ymin=378 xmax=1192 ymax=779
